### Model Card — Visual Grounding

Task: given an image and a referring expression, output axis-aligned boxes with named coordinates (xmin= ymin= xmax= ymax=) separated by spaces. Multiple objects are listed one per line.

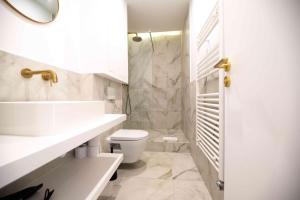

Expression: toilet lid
xmin=110 ymin=129 xmax=148 ymax=141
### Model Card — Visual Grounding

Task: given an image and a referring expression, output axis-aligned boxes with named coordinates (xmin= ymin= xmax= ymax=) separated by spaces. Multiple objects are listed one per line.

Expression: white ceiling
xmin=126 ymin=0 xmax=190 ymax=33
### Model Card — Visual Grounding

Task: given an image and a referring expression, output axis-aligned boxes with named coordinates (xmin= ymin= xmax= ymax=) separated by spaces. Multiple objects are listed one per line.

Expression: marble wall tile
xmin=166 ymin=112 xmax=182 ymax=129
xmin=105 ymin=100 xmax=122 ymax=114
xmin=149 ymin=87 xmax=168 ymax=111
xmin=152 ymin=61 xmax=168 ymax=79
xmin=0 ymin=50 xmax=124 ymax=196
xmin=79 ymin=74 xmax=95 ymax=100
xmin=181 ymin=17 xmax=224 ymax=200
xmin=128 ymin=111 xmax=147 ymax=122
xmin=125 ymin=34 xmax=183 ymax=132
xmin=145 ymin=129 xmax=190 ymax=153
xmin=128 ymin=88 xmax=149 ymax=112
xmin=0 ymin=51 xmax=124 ymax=146
xmin=0 ymin=50 xmax=81 ymax=101
xmin=128 ymin=37 xmax=153 ymax=90
xmin=0 ymin=50 xmax=123 ymax=106
xmin=146 ymin=142 xmax=190 ymax=153
xmin=152 ymin=76 xmax=168 ymax=89
xmin=147 ymin=129 xmax=169 ymax=142
xmin=92 ymin=75 xmax=106 ymax=100
xmin=167 ymin=88 xmax=182 ymax=112
xmin=147 ymin=111 xmax=168 ymax=129
xmin=152 ymin=35 xmax=181 ymax=65
xmin=124 ymin=34 xmax=190 ymax=155
xmin=167 ymin=61 xmax=182 ymax=89
xmin=163 ymin=142 xmax=190 ymax=153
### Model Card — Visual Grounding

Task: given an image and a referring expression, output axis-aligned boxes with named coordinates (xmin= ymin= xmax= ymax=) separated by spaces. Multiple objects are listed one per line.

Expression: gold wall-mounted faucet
xmin=21 ymin=68 xmax=58 ymax=86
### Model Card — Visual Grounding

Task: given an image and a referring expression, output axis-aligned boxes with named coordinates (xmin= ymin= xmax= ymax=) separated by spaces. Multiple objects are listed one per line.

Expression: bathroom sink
xmin=0 ymin=101 xmax=105 ymax=136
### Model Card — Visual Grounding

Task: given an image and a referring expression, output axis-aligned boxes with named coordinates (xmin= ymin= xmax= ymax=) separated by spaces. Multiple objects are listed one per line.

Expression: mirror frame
xmin=4 ymin=0 xmax=60 ymax=24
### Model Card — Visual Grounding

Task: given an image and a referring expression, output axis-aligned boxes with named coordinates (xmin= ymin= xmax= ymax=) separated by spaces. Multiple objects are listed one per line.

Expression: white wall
xmin=0 ymin=0 xmax=128 ymax=83
xmin=223 ymin=0 xmax=300 ymax=199
xmin=0 ymin=0 xmax=81 ymax=72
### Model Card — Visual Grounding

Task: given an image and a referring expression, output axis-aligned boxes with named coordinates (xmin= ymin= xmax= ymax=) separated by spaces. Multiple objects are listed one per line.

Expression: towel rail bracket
xmin=216 ymin=180 xmax=224 ymax=191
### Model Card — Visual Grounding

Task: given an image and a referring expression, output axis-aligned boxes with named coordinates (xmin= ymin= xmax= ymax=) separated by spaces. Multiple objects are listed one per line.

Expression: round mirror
xmin=4 ymin=0 xmax=59 ymax=24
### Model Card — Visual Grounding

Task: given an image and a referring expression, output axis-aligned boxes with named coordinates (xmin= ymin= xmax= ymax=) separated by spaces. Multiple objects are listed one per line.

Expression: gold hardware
xmin=21 ymin=68 xmax=58 ymax=86
xmin=215 ymin=58 xmax=231 ymax=72
xmin=224 ymin=76 xmax=231 ymax=87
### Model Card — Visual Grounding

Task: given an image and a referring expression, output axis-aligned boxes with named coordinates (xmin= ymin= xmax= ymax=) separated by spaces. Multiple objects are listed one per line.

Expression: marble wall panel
xmin=167 ymin=88 xmax=182 ymax=112
xmin=0 ymin=50 xmax=81 ymax=101
xmin=181 ymin=16 xmax=224 ymax=200
xmin=0 ymin=50 xmax=123 ymax=110
xmin=124 ymin=34 xmax=183 ymax=131
xmin=128 ymin=37 xmax=153 ymax=89
xmin=0 ymin=50 xmax=124 ymax=196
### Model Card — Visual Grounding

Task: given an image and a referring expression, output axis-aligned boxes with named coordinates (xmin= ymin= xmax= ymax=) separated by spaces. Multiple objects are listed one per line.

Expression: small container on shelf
xmin=87 ymin=136 xmax=102 ymax=157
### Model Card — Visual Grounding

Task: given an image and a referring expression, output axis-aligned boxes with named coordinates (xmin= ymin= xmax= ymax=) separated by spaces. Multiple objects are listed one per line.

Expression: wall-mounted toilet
xmin=107 ymin=129 xmax=148 ymax=163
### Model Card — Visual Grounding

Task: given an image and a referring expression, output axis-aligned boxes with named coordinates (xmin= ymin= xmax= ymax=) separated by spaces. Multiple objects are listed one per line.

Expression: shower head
xmin=132 ymin=33 xmax=142 ymax=42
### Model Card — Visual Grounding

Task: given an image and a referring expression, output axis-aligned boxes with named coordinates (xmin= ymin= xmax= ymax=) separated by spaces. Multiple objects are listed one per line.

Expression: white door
xmin=223 ymin=1 xmax=300 ymax=200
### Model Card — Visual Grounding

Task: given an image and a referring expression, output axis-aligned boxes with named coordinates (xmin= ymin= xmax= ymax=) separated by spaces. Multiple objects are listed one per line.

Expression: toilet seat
xmin=110 ymin=129 xmax=148 ymax=141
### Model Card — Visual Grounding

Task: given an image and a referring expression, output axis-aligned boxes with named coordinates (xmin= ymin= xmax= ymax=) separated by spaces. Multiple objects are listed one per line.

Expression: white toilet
xmin=107 ymin=129 xmax=148 ymax=163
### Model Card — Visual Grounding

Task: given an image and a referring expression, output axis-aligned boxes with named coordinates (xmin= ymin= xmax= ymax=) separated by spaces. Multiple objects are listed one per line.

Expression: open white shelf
xmin=27 ymin=153 xmax=123 ymax=200
xmin=0 ymin=114 xmax=126 ymax=188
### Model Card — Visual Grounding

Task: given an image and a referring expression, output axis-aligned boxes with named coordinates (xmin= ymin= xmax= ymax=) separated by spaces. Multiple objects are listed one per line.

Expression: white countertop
xmin=0 ymin=114 xmax=126 ymax=188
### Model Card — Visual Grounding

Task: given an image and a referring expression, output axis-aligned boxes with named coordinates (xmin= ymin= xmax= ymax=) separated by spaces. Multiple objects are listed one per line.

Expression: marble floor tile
xmin=98 ymin=197 xmax=115 ymax=200
xmin=118 ymin=152 xmax=172 ymax=180
xmin=169 ymin=153 xmax=203 ymax=181
xmin=98 ymin=152 xmax=212 ymax=200
xmin=99 ymin=179 xmax=123 ymax=199
xmin=173 ymin=180 xmax=212 ymax=200
xmin=115 ymin=178 xmax=173 ymax=200
xmin=100 ymin=177 xmax=173 ymax=200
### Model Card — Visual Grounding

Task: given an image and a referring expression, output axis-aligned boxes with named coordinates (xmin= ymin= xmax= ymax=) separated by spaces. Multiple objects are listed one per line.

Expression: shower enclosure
xmin=123 ymin=32 xmax=189 ymax=152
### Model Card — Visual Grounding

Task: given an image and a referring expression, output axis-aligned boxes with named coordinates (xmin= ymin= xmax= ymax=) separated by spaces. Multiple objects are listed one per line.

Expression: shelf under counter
xmin=27 ymin=153 xmax=123 ymax=200
xmin=0 ymin=114 xmax=126 ymax=189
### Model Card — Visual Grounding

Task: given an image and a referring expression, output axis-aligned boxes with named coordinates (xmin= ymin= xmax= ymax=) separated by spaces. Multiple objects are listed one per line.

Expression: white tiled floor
xmin=98 ymin=152 xmax=212 ymax=200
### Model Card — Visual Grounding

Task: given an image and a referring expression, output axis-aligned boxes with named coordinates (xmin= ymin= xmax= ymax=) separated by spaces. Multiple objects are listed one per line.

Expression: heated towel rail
xmin=195 ymin=1 xmax=230 ymax=190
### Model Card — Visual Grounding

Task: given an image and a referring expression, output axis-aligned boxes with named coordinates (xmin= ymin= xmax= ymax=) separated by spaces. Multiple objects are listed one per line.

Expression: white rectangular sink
xmin=0 ymin=101 xmax=105 ymax=136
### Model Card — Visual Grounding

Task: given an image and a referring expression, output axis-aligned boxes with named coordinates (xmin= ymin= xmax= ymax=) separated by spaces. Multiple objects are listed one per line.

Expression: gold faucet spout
xmin=43 ymin=70 xmax=58 ymax=83
xmin=21 ymin=68 xmax=58 ymax=85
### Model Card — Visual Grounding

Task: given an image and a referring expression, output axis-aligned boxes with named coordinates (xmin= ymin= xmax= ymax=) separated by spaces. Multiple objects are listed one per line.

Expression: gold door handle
xmin=215 ymin=58 xmax=231 ymax=72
